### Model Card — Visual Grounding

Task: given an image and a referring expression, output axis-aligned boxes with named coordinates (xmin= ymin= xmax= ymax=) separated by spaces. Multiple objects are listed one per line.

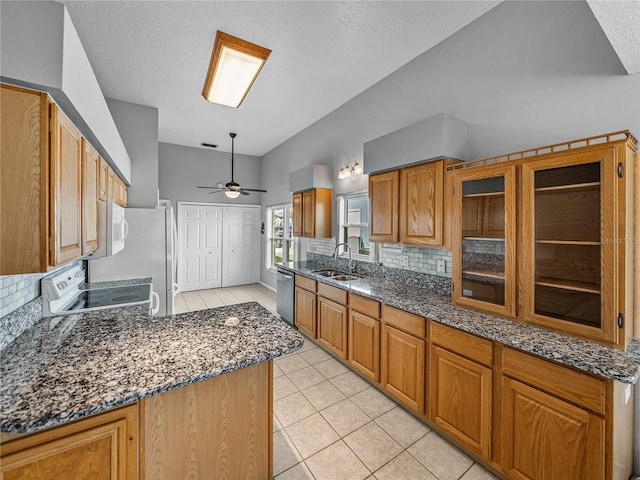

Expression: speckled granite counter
xmin=280 ymin=261 xmax=640 ymax=384
xmin=0 ymin=302 xmax=303 ymax=433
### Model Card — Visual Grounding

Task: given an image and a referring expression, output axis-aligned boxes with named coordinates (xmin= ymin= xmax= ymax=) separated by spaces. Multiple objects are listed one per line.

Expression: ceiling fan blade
xmin=238 ymin=189 xmax=250 ymax=196
xmin=240 ymin=188 xmax=267 ymax=193
xmin=207 ymin=189 xmax=225 ymax=194
xmin=197 ymin=186 xmax=220 ymax=189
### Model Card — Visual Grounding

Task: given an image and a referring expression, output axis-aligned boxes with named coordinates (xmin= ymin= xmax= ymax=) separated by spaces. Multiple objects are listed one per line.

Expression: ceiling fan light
xmin=225 ymin=190 xmax=241 ymax=199
xmin=202 ymin=31 xmax=271 ymax=108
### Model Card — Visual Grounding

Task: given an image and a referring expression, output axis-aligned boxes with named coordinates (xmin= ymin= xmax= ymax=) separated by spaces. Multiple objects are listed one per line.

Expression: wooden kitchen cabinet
xmin=317 ymin=286 xmax=349 ymax=359
xmin=0 ymin=405 xmax=138 ymax=480
xmin=429 ymin=323 xmax=493 ymax=459
xmin=291 ymin=188 xmax=332 ymax=238
xmin=368 ymin=170 xmax=399 ymax=242
xmin=0 ymin=85 xmax=50 ymax=274
xmin=295 ymin=275 xmax=317 ymax=338
xmin=107 ymin=168 xmax=115 ymax=202
xmin=380 ymin=306 xmax=425 ymax=413
xmin=50 ymin=104 xmax=84 ymax=266
xmin=399 ymin=160 xmax=444 ymax=246
xmin=99 ymin=158 xmax=109 ymax=201
xmin=501 ymin=348 xmax=607 ymax=480
xmin=82 ymin=139 xmax=100 ymax=255
xmin=348 ymin=294 xmax=381 ymax=382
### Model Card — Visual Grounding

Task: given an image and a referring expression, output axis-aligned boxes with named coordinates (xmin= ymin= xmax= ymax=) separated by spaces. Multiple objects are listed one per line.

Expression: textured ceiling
xmin=61 ymin=1 xmax=500 ymax=156
xmin=587 ymin=0 xmax=640 ymax=75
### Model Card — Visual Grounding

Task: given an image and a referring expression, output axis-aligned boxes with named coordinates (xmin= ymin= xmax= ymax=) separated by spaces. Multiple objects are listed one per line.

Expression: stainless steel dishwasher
xmin=276 ymin=268 xmax=295 ymax=326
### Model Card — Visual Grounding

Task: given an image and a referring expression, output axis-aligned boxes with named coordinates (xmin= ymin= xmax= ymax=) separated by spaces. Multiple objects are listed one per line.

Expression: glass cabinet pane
xmin=532 ymin=162 xmax=602 ymax=328
xmin=461 ymin=176 xmax=506 ymax=306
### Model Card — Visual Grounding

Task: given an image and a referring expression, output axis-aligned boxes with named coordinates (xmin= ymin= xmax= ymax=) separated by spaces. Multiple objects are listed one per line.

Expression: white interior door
xmin=222 ymin=206 xmax=260 ymax=287
xmin=179 ymin=204 xmax=223 ymax=292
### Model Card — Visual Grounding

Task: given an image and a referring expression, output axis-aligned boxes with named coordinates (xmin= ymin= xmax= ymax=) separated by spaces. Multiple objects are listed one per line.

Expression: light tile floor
xmin=174 ymin=284 xmax=498 ymax=480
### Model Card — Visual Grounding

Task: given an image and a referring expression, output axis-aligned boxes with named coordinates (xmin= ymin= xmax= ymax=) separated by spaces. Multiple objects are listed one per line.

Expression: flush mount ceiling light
xmin=338 ymin=161 xmax=363 ymax=180
xmin=202 ymin=31 xmax=272 ymax=108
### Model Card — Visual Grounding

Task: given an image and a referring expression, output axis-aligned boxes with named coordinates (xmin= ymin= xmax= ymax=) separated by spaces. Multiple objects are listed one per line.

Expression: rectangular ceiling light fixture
xmin=202 ymin=31 xmax=272 ymax=108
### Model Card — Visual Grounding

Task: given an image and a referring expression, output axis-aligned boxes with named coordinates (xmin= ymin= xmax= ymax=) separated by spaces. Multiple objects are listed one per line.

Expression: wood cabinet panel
xmin=430 ymin=322 xmax=492 ymax=367
xmin=381 ymin=323 xmax=425 ymax=412
xmin=295 ymin=286 xmax=316 ymax=338
xmin=0 ymin=405 xmax=137 ymax=480
xmin=369 ymin=170 xmax=399 ymax=242
xmin=501 ymin=377 xmax=604 ymax=480
xmin=317 ymin=282 xmax=348 ymax=305
xmin=399 ymin=161 xmax=444 ymax=246
xmin=502 ymin=348 xmax=606 ymax=414
xmin=302 ymin=189 xmax=316 ymax=237
xmin=0 ymin=85 xmax=49 ymax=274
xmin=293 ymin=189 xmax=332 ymax=238
xmin=295 ymin=274 xmax=316 ymax=292
xmin=143 ymin=362 xmax=271 ymax=480
xmin=350 ymin=293 xmax=380 ymax=319
xmin=107 ymin=169 xmax=115 ymax=203
xmin=292 ymin=192 xmax=302 ymax=237
xmin=429 ymin=346 xmax=492 ymax=458
xmin=98 ymin=159 xmax=108 ymax=202
xmin=82 ymin=139 xmax=99 ymax=255
xmin=381 ymin=305 xmax=425 ymax=338
xmin=348 ymin=310 xmax=380 ymax=382
xmin=50 ymin=104 xmax=83 ymax=266
xmin=317 ymin=296 xmax=348 ymax=359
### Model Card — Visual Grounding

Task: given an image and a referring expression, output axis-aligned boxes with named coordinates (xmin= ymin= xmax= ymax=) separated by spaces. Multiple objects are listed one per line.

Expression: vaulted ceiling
xmin=61 ymin=1 xmax=639 ymax=157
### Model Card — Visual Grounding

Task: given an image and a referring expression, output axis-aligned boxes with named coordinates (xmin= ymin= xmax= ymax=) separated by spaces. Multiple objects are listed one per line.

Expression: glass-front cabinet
xmin=452 ymin=164 xmax=516 ymax=318
xmin=521 ymin=149 xmax=617 ymax=343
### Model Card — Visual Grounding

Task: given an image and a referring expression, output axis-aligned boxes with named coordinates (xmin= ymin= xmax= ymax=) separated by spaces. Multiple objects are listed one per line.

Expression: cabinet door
xmin=451 ymin=164 xmax=516 ymax=318
xmin=501 ymin=377 xmax=604 ymax=480
xmin=82 ymin=140 xmax=100 ymax=255
xmin=369 ymin=170 xmax=399 ymax=242
xmin=429 ymin=346 xmax=492 ymax=458
xmin=50 ymin=105 xmax=83 ymax=266
xmin=0 ymin=405 xmax=137 ymax=480
xmin=348 ymin=310 xmax=380 ymax=382
xmin=317 ymin=296 xmax=348 ymax=359
xmin=381 ymin=324 xmax=425 ymax=412
xmin=295 ymin=286 xmax=317 ymax=338
xmin=521 ymin=150 xmax=617 ymax=344
xmin=292 ymin=192 xmax=303 ymax=237
xmin=98 ymin=159 xmax=108 ymax=201
xmin=399 ymin=161 xmax=443 ymax=246
xmin=107 ymin=169 xmax=115 ymax=202
xmin=302 ymin=189 xmax=316 ymax=237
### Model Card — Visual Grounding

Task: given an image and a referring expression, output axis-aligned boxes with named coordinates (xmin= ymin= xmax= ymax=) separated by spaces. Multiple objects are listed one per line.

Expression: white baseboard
xmin=260 ymin=281 xmax=277 ymax=293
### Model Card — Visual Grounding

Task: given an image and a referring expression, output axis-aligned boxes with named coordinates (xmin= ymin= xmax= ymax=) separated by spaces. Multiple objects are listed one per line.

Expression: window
xmin=267 ymin=204 xmax=294 ymax=269
xmin=338 ymin=192 xmax=373 ymax=260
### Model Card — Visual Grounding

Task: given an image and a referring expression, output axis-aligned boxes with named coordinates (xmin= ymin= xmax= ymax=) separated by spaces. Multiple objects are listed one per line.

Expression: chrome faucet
xmin=334 ymin=242 xmax=353 ymax=273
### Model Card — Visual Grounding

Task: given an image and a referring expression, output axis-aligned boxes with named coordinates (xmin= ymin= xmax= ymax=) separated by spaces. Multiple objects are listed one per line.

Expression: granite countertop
xmin=279 ymin=261 xmax=640 ymax=384
xmin=0 ymin=301 xmax=303 ymax=433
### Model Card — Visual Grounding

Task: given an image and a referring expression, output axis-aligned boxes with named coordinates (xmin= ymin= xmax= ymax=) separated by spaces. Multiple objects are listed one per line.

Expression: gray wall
xmin=259 ymin=0 xmax=640 ymax=288
xmin=158 ymin=142 xmax=262 ymax=209
xmin=107 ymin=99 xmax=159 ymax=207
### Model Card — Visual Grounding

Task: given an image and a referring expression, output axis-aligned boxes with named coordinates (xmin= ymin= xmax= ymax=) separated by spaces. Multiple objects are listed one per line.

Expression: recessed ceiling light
xmin=202 ymin=31 xmax=271 ymax=108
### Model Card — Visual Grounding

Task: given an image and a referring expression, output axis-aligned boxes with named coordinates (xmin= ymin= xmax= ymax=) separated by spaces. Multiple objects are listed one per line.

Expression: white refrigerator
xmin=89 ymin=206 xmax=177 ymax=316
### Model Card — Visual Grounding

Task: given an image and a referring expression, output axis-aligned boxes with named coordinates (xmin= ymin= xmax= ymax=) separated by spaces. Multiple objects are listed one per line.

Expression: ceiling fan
xmin=197 ymin=132 xmax=267 ymax=198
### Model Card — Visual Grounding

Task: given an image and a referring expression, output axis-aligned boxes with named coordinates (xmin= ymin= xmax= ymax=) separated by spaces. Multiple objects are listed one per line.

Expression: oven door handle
xmin=150 ymin=291 xmax=160 ymax=315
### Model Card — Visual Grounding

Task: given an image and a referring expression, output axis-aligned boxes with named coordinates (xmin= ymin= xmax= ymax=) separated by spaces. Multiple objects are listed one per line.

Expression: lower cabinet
xmin=380 ymin=323 xmax=425 ymax=412
xmin=295 ymin=286 xmax=316 ymax=338
xmin=348 ymin=310 xmax=380 ymax=382
xmin=317 ymin=296 xmax=348 ymax=359
xmin=0 ymin=405 xmax=138 ymax=480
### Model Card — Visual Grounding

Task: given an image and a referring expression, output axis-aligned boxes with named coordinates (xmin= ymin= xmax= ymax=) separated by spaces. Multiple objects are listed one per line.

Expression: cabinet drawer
xmin=295 ymin=275 xmax=316 ymax=292
xmin=502 ymin=347 xmax=606 ymax=415
xmin=317 ymin=282 xmax=348 ymax=305
xmin=431 ymin=322 xmax=492 ymax=367
xmin=381 ymin=305 xmax=425 ymax=338
xmin=350 ymin=294 xmax=380 ymax=319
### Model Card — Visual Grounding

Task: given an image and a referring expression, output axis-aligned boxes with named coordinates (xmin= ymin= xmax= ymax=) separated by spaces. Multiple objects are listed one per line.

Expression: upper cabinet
xmin=369 ymin=158 xmax=456 ymax=247
xmin=0 ymin=84 xmax=127 ymax=274
xmin=449 ymin=131 xmax=638 ymax=349
xmin=292 ymin=188 xmax=332 ymax=238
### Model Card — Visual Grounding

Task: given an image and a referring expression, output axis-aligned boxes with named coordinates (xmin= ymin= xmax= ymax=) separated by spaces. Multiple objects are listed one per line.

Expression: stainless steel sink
xmin=313 ymin=270 xmax=344 ymax=277
xmin=330 ymin=275 xmax=361 ymax=281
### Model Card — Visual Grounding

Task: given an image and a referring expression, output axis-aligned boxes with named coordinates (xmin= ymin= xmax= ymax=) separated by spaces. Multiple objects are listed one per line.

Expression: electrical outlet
xmin=436 ymin=259 xmax=446 ymax=273
xmin=400 ymin=255 xmax=409 ymax=267
xmin=463 ymin=289 xmax=473 ymax=297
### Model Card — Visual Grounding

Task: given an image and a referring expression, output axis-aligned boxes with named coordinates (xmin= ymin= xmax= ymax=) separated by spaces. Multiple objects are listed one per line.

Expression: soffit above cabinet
xmin=0 ymin=2 xmax=131 ymax=183
xmin=364 ymin=113 xmax=468 ymax=175
xmin=289 ymin=165 xmax=333 ymax=193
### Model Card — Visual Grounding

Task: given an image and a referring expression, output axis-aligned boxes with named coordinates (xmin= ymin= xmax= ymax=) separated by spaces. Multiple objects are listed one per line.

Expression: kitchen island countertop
xmin=279 ymin=261 xmax=640 ymax=384
xmin=0 ymin=301 xmax=303 ymax=433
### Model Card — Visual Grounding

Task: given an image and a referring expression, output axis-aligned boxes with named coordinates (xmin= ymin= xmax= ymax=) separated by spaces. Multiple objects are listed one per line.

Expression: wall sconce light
xmin=338 ymin=161 xmax=363 ymax=180
xmin=202 ymin=31 xmax=272 ymax=108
